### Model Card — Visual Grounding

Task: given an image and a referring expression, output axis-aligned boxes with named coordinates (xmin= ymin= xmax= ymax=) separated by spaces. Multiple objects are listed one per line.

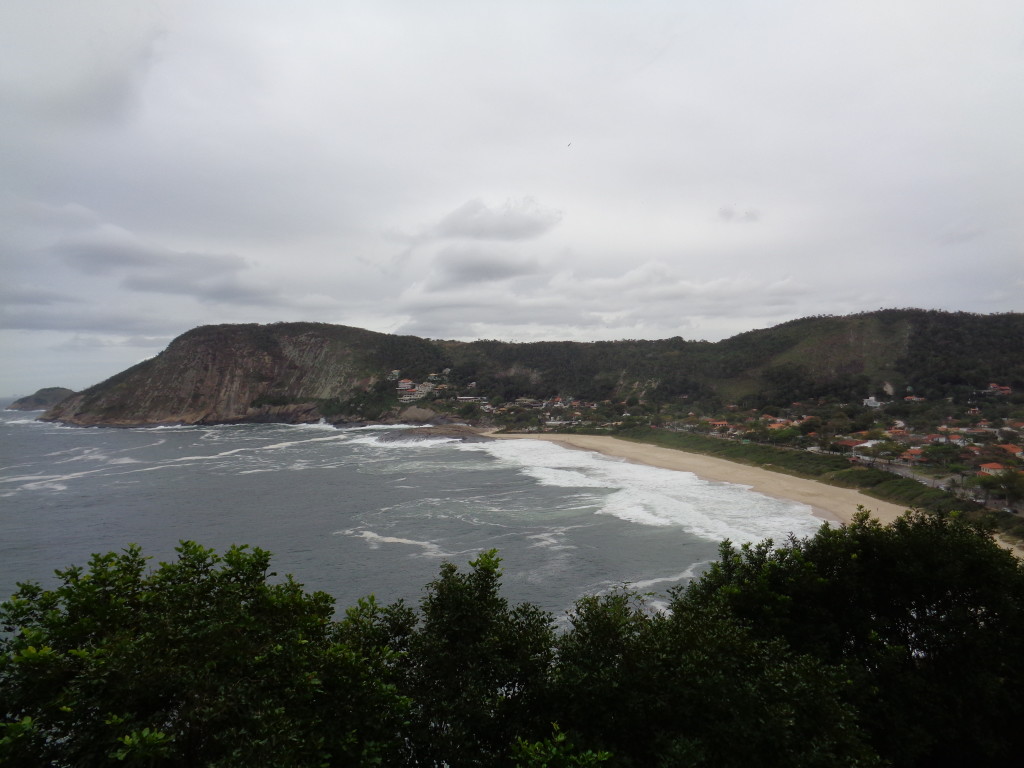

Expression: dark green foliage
xmin=42 ymin=310 xmax=1024 ymax=426
xmin=397 ymin=550 xmax=557 ymax=766
xmin=512 ymin=724 xmax=612 ymax=767
xmin=552 ymin=591 xmax=875 ymax=767
xmin=320 ymin=379 xmax=398 ymax=420
xmin=679 ymin=511 xmax=1024 ymax=768
xmin=976 ymin=469 xmax=1024 ymax=504
xmin=6 ymin=387 xmax=77 ymax=411
xmin=0 ymin=543 xmax=406 ymax=767
xmin=615 ymin=426 xmax=852 ymax=474
xmin=828 ymin=467 xmax=894 ymax=487
xmin=894 ymin=311 xmax=1024 ymax=396
xmin=4 ymin=515 xmax=1023 ymax=767
xmin=369 ymin=333 xmax=453 ymax=381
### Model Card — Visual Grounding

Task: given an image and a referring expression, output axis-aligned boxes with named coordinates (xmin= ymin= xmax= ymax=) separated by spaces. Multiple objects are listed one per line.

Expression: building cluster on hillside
xmin=384 ymin=366 xmax=1021 ymax=506
xmin=390 ymin=369 xmax=452 ymax=404
xmin=863 ymin=383 xmax=1013 ymax=409
xmin=685 ymin=384 xmax=1022 ymax=493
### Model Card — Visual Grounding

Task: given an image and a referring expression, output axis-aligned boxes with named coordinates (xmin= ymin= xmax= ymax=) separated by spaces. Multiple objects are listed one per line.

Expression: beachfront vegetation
xmin=3 ymin=512 xmax=1023 ymax=767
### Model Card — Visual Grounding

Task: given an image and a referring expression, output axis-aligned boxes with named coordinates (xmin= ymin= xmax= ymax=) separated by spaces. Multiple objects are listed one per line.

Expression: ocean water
xmin=0 ymin=411 xmax=824 ymax=616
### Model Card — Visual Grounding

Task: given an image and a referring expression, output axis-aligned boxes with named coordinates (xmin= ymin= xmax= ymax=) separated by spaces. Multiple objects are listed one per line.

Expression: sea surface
xmin=0 ymin=411 xmax=825 ymax=616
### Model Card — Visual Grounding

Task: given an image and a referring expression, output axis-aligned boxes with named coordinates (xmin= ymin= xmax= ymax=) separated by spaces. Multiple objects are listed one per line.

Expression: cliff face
xmin=41 ymin=324 xmax=393 ymax=427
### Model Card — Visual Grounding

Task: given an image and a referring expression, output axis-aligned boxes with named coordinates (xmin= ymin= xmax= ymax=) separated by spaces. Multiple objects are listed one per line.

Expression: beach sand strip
xmin=491 ymin=432 xmax=910 ymax=526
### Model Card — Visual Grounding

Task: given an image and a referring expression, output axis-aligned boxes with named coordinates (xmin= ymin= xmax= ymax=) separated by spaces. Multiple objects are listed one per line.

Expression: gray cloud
xmin=0 ymin=305 xmax=182 ymax=335
xmin=938 ymin=228 xmax=984 ymax=245
xmin=1 ymin=1 xmax=1022 ymax=394
xmin=432 ymin=198 xmax=563 ymax=241
xmin=430 ymin=246 xmax=541 ymax=286
xmin=396 ymin=262 xmax=817 ymax=341
xmin=0 ymin=3 xmax=162 ymax=127
xmin=0 ymin=283 xmax=82 ymax=306
xmin=53 ymin=334 xmax=173 ymax=351
xmin=54 ymin=226 xmax=247 ymax=277
xmin=718 ymin=206 xmax=761 ymax=223
xmin=122 ymin=274 xmax=281 ymax=305
xmin=40 ymin=223 xmax=288 ymax=307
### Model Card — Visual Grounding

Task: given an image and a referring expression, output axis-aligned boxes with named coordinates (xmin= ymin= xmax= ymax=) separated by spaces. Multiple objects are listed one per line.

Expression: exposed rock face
xmin=6 ymin=387 xmax=77 ymax=411
xmin=41 ymin=323 xmax=418 ymax=427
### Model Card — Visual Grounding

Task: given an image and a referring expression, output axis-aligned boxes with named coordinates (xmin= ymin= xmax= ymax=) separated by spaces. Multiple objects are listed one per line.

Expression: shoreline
xmin=490 ymin=432 xmax=910 ymax=526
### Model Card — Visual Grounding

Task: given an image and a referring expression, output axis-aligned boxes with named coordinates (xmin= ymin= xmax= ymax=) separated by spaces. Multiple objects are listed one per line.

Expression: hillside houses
xmin=670 ymin=403 xmax=1022 ymax=493
xmin=393 ymin=371 xmax=450 ymax=403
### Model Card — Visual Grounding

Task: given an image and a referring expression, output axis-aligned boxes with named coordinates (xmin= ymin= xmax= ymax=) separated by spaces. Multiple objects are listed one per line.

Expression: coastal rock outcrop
xmin=40 ymin=323 xmax=444 ymax=427
xmin=6 ymin=387 xmax=77 ymax=411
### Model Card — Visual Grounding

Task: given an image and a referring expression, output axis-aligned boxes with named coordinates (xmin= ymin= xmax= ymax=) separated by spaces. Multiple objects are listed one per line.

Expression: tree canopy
xmin=3 ymin=511 xmax=1023 ymax=767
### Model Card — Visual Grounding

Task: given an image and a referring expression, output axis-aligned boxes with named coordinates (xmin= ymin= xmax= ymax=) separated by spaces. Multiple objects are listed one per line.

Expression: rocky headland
xmin=6 ymin=387 xmax=77 ymax=411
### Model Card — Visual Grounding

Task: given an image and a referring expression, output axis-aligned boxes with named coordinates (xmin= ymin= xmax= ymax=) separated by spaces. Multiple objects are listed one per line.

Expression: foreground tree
xmin=0 ymin=542 xmax=406 ymax=767
xmin=344 ymin=550 xmax=558 ymax=767
xmin=678 ymin=510 xmax=1024 ymax=768
xmin=552 ymin=590 xmax=876 ymax=767
xmin=5 ymin=511 xmax=1022 ymax=767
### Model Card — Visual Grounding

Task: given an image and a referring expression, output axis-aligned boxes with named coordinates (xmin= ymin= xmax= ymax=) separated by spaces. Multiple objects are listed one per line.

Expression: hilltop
xmin=5 ymin=387 xmax=77 ymax=411
xmin=40 ymin=309 xmax=1024 ymax=427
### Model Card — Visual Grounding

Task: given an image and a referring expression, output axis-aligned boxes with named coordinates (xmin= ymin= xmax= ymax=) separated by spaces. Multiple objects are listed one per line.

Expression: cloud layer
xmin=1 ymin=1 xmax=1022 ymax=394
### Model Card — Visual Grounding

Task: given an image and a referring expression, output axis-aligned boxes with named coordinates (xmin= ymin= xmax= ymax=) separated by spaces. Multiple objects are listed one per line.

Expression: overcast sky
xmin=2 ymin=1 xmax=1022 ymax=396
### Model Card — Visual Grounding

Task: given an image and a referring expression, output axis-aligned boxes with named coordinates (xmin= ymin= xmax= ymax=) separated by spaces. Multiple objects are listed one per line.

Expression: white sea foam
xmin=346 ymin=423 xmax=430 ymax=431
xmin=19 ymin=481 xmax=68 ymax=492
xmin=107 ymin=457 xmax=142 ymax=465
xmin=629 ymin=562 xmax=710 ymax=590
xmin=525 ymin=527 xmax=579 ymax=552
xmin=1 ymin=469 xmax=107 ymax=491
xmin=257 ymin=434 xmax=351 ymax=451
xmin=465 ymin=438 xmax=823 ymax=545
xmin=168 ymin=433 xmax=351 ymax=464
xmin=522 ymin=465 xmax=616 ymax=489
xmin=346 ymin=433 xmax=459 ymax=449
xmin=286 ymin=419 xmax=337 ymax=430
xmin=172 ymin=448 xmax=251 ymax=462
xmin=337 ymin=529 xmax=449 ymax=557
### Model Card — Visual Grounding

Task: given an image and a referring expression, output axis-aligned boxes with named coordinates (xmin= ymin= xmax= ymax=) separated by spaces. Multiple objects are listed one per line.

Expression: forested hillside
xmin=40 ymin=309 xmax=1024 ymax=426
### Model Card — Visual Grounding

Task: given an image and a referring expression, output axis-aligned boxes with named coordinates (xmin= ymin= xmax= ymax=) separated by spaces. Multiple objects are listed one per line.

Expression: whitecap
xmin=467 ymin=438 xmax=822 ymax=545
xmin=131 ymin=424 xmax=199 ymax=432
xmin=346 ymin=433 xmax=459 ymax=448
xmin=284 ymin=419 xmax=337 ymax=431
xmin=525 ymin=529 xmax=577 ymax=552
xmin=629 ymin=562 xmax=710 ymax=590
xmin=336 ymin=529 xmax=449 ymax=557
xmin=344 ymin=423 xmax=431 ymax=432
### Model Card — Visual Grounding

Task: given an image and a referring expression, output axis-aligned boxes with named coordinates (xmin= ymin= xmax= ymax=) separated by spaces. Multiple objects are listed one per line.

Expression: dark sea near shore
xmin=0 ymin=409 xmax=823 ymax=617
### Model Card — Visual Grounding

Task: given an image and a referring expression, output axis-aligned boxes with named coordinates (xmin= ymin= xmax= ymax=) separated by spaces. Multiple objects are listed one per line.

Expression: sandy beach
xmin=492 ymin=432 xmax=910 ymax=526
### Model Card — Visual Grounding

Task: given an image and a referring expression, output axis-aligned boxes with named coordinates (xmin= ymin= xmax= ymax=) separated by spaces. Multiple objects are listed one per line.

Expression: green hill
xmin=40 ymin=310 xmax=1024 ymax=426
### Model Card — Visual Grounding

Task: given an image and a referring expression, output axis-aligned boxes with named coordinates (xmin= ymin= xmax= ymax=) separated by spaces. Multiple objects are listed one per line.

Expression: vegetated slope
xmin=40 ymin=310 xmax=1024 ymax=426
xmin=5 ymin=387 xmax=77 ymax=411
xmin=444 ymin=309 xmax=1023 ymax=406
xmin=42 ymin=323 xmax=449 ymax=426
